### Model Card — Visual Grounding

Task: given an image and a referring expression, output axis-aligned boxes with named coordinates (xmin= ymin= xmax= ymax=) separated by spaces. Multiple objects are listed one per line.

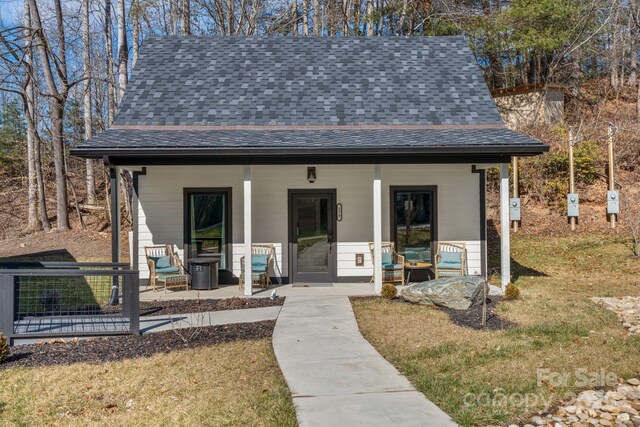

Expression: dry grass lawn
xmin=352 ymin=233 xmax=640 ymax=427
xmin=0 ymin=339 xmax=296 ymax=427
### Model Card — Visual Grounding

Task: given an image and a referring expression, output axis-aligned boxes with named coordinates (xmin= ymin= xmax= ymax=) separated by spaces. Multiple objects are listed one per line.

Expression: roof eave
xmin=71 ymin=144 xmax=549 ymax=160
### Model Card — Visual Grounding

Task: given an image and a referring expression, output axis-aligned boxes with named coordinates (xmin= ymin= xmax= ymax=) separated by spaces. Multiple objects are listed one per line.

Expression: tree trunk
xmin=629 ymin=27 xmax=638 ymax=86
xmin=292 ymin=0 xmax=298 ymax=35
xmin=105 ymin=0 xmax=117 ymax=124
xmin=181 ymin=0 xmax=191 ymax=35
xmin=132 ymin=0 xmax=141 ymax=67
xmin=83 ymin=0 xmax=96 ymax=206
xmin=303 ymin=0 xmax=309 ymax=35
xmin=313 ymin=0 xmax=320 ymax=35
xmin=24 ymin=1 xmax=40 ymax=231
xmin=28 ymin=0 xmax=70 ymax=230
xmin=117 ymin=0 xmax=128 ymax=104
xmin=365 ymin=0 xmax=373 ymax=36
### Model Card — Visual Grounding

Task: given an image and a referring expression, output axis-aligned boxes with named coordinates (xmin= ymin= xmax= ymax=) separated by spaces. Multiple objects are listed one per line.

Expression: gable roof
xmin=73 ymin=36 xmax=547 ymax=161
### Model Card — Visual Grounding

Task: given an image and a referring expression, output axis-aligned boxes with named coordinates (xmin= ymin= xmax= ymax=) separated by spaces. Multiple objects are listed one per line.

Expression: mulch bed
xmin=1 ymin=321 xmax=275 ymax=370
xmin=101 ymin=296 xmax=285 ymax=316
xmin=351 ymin=295 xmax=516 ymax=330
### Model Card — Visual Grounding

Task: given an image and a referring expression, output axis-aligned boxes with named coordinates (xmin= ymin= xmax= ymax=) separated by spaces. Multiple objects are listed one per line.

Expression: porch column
xmin=243 ymin=166 xmax=253 ymax=296
xmin=500 ymin=163 xmax=511 ymax=290
xmin=373 ymin=165 xmax=383 ymax=294
xmin=110 ymin=166 xmax=120 ymax=263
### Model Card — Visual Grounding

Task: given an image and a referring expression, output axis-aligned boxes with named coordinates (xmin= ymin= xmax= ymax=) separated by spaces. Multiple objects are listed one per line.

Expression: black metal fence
xmin=0 ymin=262 xmax=139 ymax=345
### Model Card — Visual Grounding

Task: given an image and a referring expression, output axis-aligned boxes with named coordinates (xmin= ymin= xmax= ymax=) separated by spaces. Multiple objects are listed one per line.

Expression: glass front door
xmin=392 ymin=187 xmax=436 ymax=265
xmin=185 ymin=189 xmax=230 ymax=269
xmin=289 ymin=190 xmax=336 ymax=283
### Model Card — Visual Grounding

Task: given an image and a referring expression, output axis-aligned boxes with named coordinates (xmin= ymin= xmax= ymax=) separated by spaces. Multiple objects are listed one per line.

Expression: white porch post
xmin=500 ymin=163 xmax=511 ymax=290
xmin=373 ymin=165 xmax=383 ymax=294
xmin=243 ymin=166 xmax=253 ymax=296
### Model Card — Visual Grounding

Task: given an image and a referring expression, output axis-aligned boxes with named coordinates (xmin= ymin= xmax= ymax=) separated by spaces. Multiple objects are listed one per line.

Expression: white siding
xmin=136 ymin=164 xmax=484 ymax=279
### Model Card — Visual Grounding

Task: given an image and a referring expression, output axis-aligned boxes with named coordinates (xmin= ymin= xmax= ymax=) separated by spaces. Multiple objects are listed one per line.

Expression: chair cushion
xmin=251 ymin=254 xmax=269 ymax=271
xmin=436 ymin=262 xmax=462 ymax=270
xmin=440 ymin=251 xmax=462 ymax=264
xmin=150 ymin=255 xmax=172 ymax=269
xmin=381 ymin=252 xmax=393 ymax=265
xmin=156 ymin=266 xmax=180 ymax=275
xmin=382 ymin=263 xmax=403 ymax=270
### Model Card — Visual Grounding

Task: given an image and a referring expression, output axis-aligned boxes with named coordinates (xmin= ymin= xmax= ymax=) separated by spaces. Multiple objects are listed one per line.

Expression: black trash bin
xmin=189 ymin=258 xmax=219 ymax=290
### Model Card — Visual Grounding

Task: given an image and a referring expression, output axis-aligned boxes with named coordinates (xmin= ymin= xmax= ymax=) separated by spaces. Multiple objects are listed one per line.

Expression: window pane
xmin=189 ymin=193 xmax=227 ymax=268
xmin=296 ymin=197 xmax=329 ymax=273
xmin=394 ymin=191 xmax=433 ymax=264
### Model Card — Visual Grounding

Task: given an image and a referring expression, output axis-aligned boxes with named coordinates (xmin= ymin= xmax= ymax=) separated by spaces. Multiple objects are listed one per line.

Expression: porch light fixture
xmin=307 ymin=167 xmax=317 ymax=183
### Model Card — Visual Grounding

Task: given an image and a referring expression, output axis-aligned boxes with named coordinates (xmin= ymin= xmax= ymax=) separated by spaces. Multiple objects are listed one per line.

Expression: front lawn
xmin=0 ymin=339 xmax=296 ymax=426
xmin=351 ymin=233 xmax=640 ymax=427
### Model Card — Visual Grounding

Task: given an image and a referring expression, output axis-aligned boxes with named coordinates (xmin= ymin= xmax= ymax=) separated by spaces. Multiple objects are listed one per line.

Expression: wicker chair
xmin=239 ymin=244 xmax=275 ymax=290
xmin=434 ymin=242 xmax=466 ymax=279
xmin=369 ymin=242 xmax=405 ymax=286
xmin=145 ymin=245 xmax=187 ymax=291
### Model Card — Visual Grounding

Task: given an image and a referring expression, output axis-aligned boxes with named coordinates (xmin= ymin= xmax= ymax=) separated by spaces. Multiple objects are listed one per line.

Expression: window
xmin=184 ymin=189 xmax=231 ymax=269
xmin=391 ymin=187 xmax=436 ymax=264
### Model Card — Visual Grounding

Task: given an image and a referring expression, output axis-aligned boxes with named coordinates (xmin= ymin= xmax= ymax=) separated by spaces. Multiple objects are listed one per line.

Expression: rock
xmin=566 ymin=406 xmax=578 ymax=414
xmin=627 ymin=379 xmax=640 ymax=386
xmin=400 ymin=275 xmax=488 ymax=310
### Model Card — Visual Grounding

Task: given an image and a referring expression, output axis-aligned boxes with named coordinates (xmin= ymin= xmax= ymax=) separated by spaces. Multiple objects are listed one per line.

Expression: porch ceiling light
xmin=307 ymin=167 xmax=317 ymax=183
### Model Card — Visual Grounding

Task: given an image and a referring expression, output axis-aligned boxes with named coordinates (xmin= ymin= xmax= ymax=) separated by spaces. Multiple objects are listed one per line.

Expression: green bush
xmin=504 ymin=283 xmax=521 ymax=300
xmin=543 ymin=140 xmax=600 ymax=186
xmin=0 ymin=333 xmax=9 ymax=363
xmin=381 ymin=284 xmax=398 ymax=300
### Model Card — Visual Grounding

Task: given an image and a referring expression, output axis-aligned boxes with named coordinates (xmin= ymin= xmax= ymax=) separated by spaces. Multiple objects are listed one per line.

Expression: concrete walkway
xmin=273 ymin=296 xmax=457 ymax=426
xmin=139 ymin=306 xmax=281 ymax=334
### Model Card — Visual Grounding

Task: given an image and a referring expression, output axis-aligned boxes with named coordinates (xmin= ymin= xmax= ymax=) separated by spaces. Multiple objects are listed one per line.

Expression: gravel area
xmin=0 ymin=321 xmax=275 ymax=370
xmin=592 ymin=296 xmax=640 ymax=335
xmin=512 ymin=379 xmax=640 ymax=427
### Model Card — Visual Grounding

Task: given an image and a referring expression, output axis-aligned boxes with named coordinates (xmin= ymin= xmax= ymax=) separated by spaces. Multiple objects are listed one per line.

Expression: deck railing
xmin=0 ymin=262 xmax=139 ymax=345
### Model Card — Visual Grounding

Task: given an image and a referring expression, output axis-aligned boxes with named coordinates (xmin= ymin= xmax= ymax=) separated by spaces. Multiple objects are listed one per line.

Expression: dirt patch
xmin=350 ymin=295 xmax=515 ymax=330
xmin=136 ymin=297 xmax=285 ymax=316
xmin=1 ymin=321 xmax=275 ymax=370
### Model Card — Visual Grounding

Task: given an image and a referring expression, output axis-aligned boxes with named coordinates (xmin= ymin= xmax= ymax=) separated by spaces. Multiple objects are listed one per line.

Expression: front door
xmin=289 ymin=190 xmax=337 ymax=283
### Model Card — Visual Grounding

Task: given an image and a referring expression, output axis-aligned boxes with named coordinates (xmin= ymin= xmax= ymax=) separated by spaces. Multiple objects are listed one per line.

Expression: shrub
xmin=0 ymin=333 xmax=8 ymax=363
xmin=504 ymin=283 xmax=521 ymax=300
xmin=381 ymin=284 xmax=398 ymax=299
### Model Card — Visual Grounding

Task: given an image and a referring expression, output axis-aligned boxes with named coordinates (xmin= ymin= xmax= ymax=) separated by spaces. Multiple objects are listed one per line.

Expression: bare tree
xmin=28 ymin=0 xmax=71 ymax=230
xmin=132 ymin=0 xmax=141 ymax=67
xmin=117 ymin=0 xmax=128 ymax=104
xmin=105 ymin=0 xmax=117 ymax=124
xmin=181 ymin=0 xmax=192 ymax=34
xmin=302 ymin=0 xmax=310 ymax=35
xmin=83 ymin=0 xmax=96 ymax=206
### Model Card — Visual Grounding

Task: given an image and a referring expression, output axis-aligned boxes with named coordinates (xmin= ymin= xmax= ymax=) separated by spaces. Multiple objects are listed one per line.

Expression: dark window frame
xmin=390 ymin=185 xmax=438 ymax=262
xmin=183 ymin=187 xmax=233 ymax=268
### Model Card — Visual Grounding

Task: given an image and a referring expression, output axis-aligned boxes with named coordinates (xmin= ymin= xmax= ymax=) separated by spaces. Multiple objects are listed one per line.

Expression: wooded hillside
xmin=0 ymin=0 xmax=639 ymax=245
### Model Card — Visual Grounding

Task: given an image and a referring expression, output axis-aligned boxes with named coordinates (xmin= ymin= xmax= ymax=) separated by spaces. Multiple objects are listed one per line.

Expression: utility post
xmin=569 ymin=127 xmax=576 ymax=231
xmin=512 ymin=156 xmax=519 ymax=232
xmin=608 ymin=123 xmax=616 ymax=229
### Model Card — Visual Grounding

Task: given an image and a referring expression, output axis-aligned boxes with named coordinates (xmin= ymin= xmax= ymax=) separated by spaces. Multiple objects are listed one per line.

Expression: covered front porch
xmin=108 ymin=162 xmax=515 ymax=296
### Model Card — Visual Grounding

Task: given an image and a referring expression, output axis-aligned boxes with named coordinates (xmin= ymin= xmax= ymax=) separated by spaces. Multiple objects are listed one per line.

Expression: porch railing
xmin=0 ymin=262 xmax=139 ymax=345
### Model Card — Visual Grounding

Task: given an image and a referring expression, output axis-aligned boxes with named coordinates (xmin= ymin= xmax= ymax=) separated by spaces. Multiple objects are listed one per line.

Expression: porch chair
xmin=145 ymin=245 xmax=187 ymax=291
xmin=434 ymin=242 xmax=467 ymax=279
xmin=239 ymin=244 xmax=275 ymax=290
xmin=368 ymin=242 xmax=405 ymax=286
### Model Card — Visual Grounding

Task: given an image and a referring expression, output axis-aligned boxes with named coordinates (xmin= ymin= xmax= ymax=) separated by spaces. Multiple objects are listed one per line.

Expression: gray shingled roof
xmin=74 ymin=36 xmax=546 ymax=158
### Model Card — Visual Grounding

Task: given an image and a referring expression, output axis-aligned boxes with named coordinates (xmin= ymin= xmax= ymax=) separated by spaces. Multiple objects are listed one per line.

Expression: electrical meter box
xmin=607 ymin=190 xmax=620 ymax=214
xmin=509 ymin=198 xmax=521 ymax=221
xmin=567 ymin=193 xmax=579 ymax=218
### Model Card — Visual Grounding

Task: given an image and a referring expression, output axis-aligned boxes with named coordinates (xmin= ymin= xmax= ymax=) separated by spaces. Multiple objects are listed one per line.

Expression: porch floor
xmin=139 ymin=282 xmax=377 ymax=301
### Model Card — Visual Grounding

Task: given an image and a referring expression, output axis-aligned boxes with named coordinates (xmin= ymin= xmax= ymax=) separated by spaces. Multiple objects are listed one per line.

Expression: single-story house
xmin=72 ymin=36 xmax=547 ymax=295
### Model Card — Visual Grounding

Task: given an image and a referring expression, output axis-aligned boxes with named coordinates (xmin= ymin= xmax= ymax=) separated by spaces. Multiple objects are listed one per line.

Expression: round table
xmin=404 ymin=262 xmax=433 ymax=283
